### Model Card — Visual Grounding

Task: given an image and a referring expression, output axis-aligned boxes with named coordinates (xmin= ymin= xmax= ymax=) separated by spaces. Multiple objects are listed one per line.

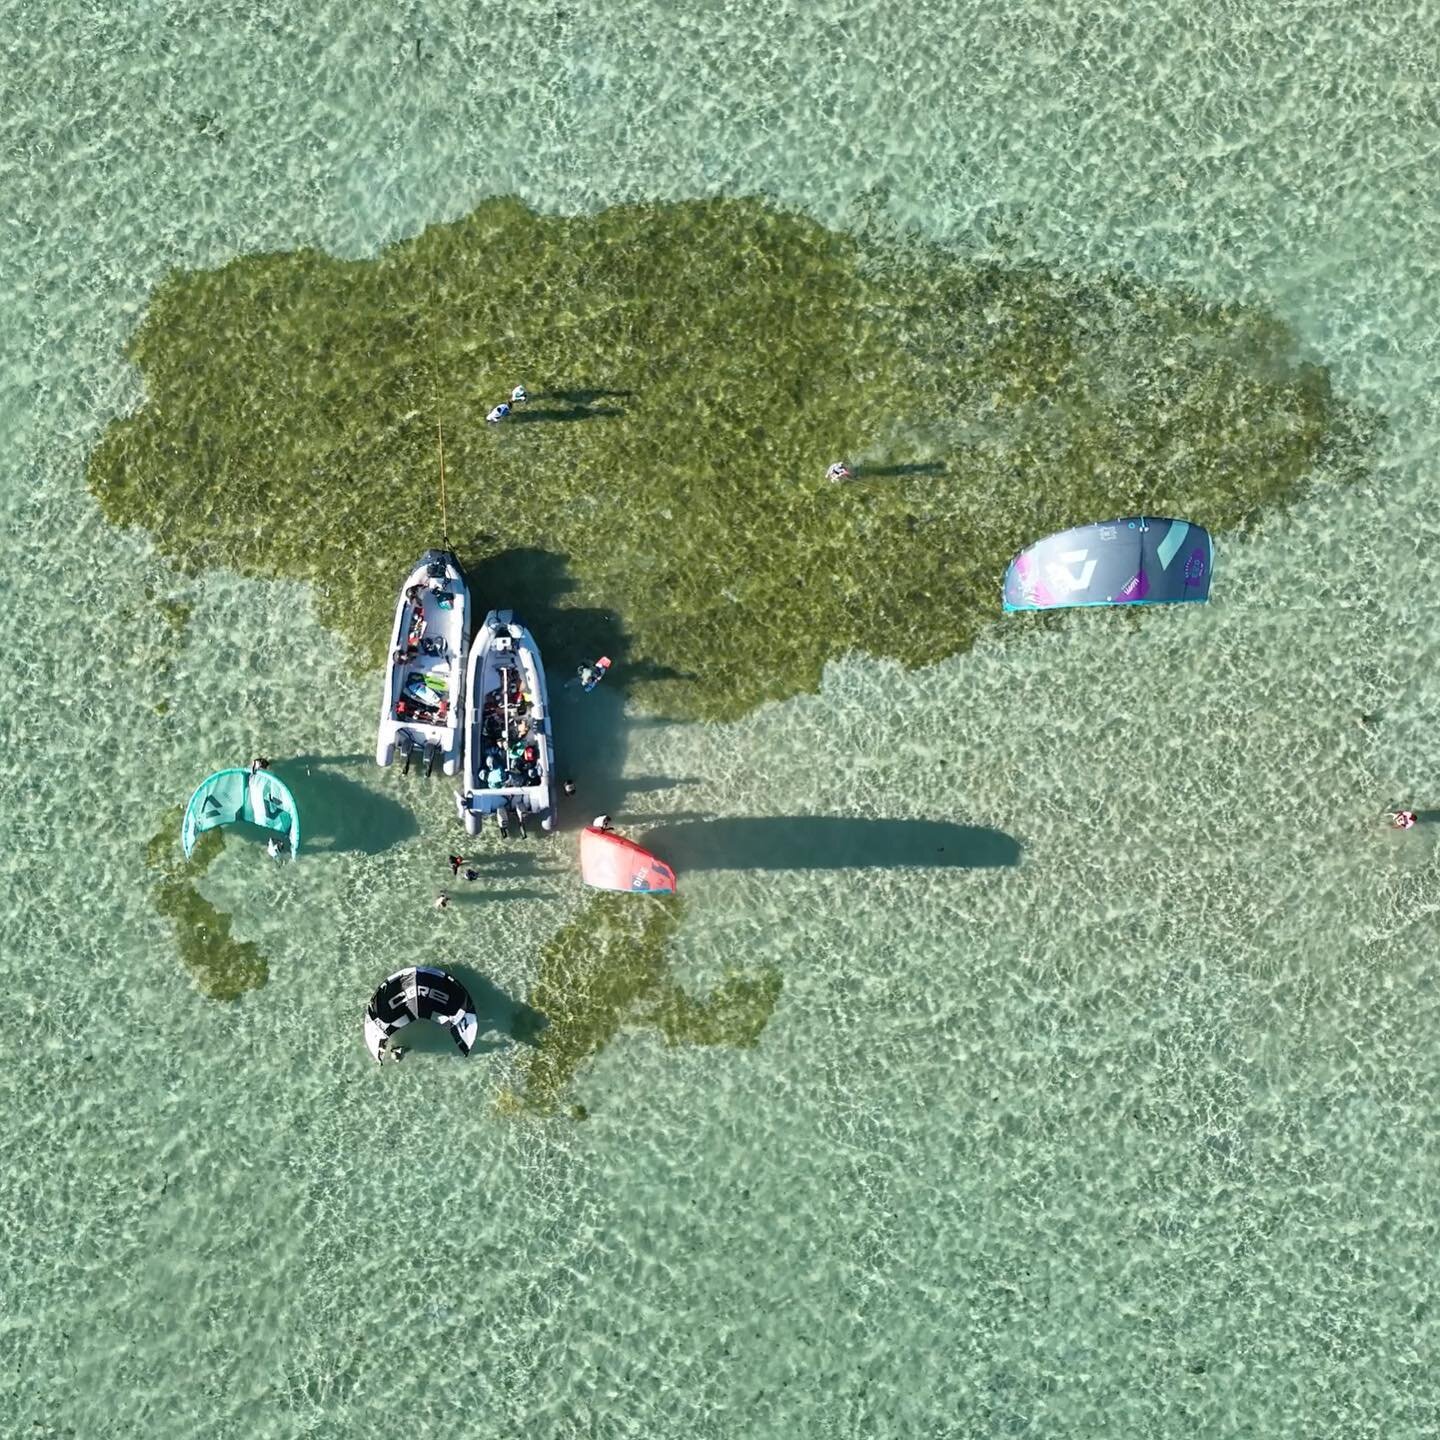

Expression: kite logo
xmin=1045 ymin=549 xmax=1097 ymax=594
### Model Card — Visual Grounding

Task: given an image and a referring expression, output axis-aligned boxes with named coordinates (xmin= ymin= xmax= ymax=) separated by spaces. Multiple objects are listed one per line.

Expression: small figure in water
xmin=266 ymin=836 xmax=286 ymax=861
xmin=1392 ymin=810 xmax=1418 ymax=830
xmin=448 ymin=853 xmax=465 ymax=877
xmin=434 ymin=891 xmax=451 ymax=910
xmin=592 ymin=814 xmax=614 ymax=833
xmin=825 ymin=461 xmax=853 ymax=482
xmin=385 ymin=1045 xmax=405 ymax=1063
xmin=464 ymin=867 xmax=479 ymax=881
xmin=486 ymin=402 xmax=511 ymax=424
xmin=511 ymin=384 xmax=529 ymax=406
xmin=250 ymin=756 xmax=270 ymax=776
xmin=577 ymin=656 xmax=612 ymax=691
xmin=563 ymin=779 xmax=577 ymax=797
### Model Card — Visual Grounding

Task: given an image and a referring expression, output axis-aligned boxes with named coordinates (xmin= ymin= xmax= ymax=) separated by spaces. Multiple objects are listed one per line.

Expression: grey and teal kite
xmin=1003 ymin=516 xmax=1213 ymax=612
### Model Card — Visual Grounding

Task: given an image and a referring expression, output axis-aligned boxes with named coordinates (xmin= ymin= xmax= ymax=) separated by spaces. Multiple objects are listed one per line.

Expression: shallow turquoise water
xmin=4 ymin=3 xmax=1440 ymax=1436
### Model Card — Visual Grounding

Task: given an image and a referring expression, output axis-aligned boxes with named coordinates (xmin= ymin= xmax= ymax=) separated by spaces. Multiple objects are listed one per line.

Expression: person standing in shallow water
xmin=1391 ymin=810 xmax=1418 ymax=830
xmin=825 ymin=461 xmax=853 ymax=482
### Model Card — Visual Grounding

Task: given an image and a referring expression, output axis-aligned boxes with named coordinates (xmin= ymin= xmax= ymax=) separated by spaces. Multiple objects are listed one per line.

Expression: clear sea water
xmin=4 ymin=3 xmax=1440 ymax=1435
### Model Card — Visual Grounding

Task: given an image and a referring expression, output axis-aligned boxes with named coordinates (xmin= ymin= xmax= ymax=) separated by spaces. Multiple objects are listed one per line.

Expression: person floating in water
xmin=511 ymin=384 xmax=528 ymax=406
xmin=576 ymin=656 xmax=612 ymax=691
xmin=486 ymin=402 xmax=511 ymax=424
xmin=563 ymin=779 xmax=577 ymax=797
xmin=825 ymin=461 xmax=853 ymax=482
xmin=448 ymin=853 xmax=465 ymax=877
xmin=1392 ymin=810 xmax=1418 ymax=830
xmin=434 ymin=891 xmax=451 ymax=910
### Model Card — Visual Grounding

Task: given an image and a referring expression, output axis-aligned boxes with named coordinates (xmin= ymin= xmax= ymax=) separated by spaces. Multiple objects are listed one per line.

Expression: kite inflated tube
xmin=363 ymin=966 xmax=480 ymax=1062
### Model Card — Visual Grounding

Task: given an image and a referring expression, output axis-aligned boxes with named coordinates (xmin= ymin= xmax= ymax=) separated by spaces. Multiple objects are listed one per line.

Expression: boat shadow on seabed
xmin=458 ymin=545 xmax=696 ymax=828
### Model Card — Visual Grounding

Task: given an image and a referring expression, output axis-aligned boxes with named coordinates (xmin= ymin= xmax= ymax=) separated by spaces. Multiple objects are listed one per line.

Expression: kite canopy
xmin=363 ymin=966 xmax=478 ymax=1061
xmin=580 ymin=826 xmax=677 ymax=895
xmin=181 ymin=767 xmax=300 ymax=860
xmin=1003 ymin=516 xmax=1213 ymax=612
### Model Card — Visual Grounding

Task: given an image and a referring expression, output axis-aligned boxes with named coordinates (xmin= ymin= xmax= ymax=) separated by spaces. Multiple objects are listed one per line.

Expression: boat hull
xmin=376 ymin=550 xmax=469 ymax=777
xmin=457 ymin=609 xmax=556 ymax=835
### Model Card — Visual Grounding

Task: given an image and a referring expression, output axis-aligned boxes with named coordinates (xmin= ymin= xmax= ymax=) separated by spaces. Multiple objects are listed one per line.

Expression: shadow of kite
xmin=450 ymin=965 xmax=548 ymax=1046
xmin=271 ymin=761 xmax=417 ymax=855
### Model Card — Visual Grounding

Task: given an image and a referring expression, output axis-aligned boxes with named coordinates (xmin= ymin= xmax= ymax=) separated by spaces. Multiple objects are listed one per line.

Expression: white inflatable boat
xmin=455 ymin=609 xmax=556 ymax=836
xmin=375 ymin=550 xmax=469 ymax=777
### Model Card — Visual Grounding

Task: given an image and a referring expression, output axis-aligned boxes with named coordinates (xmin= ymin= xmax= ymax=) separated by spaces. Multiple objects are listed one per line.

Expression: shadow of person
xmin=637 ymin=816 xmax=1022 ymax=871
xmin=447 ymin=887 xmax=551 ymax=905
xmin=510 ymin=405 xmax=625 ymax=424
xmin=270 ymin=762 xmax=418 ymax=855
xmin=539 ymin=387 xmax=636 ymax=405
xmin=859 ymin=461 xmax=948 ymax=478
xmin=449 ymin=965 xmax=548 ymax=1046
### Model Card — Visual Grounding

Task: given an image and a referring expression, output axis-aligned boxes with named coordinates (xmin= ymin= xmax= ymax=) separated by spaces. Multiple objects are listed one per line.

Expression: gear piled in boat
xmin=376 ymin=550 xmax=470 ymax=777
xmin=363 ymin=966 xmax=479 ymax=1062
xmin=456 ymin=609 xmax=556 ymax=837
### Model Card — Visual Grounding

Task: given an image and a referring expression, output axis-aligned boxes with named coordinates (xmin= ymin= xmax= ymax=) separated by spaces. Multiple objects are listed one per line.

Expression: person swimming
xmin=577 ymin=656 xmax=611 ymax=691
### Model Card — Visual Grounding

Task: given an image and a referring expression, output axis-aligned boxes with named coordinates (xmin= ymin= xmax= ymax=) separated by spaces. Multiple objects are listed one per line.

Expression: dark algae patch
xmin=144 ymin=807 xmax=268 ymax=1001
xmin=90 ymin=197 xmax=1367 ymax=720
xmin=506 ymin=893 xmax=782 ymax=1114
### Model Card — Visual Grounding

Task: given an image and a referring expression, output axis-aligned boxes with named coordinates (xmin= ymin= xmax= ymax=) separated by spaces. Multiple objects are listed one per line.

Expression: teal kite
xmin=181 ymin=768 xmax=300 ymax=861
